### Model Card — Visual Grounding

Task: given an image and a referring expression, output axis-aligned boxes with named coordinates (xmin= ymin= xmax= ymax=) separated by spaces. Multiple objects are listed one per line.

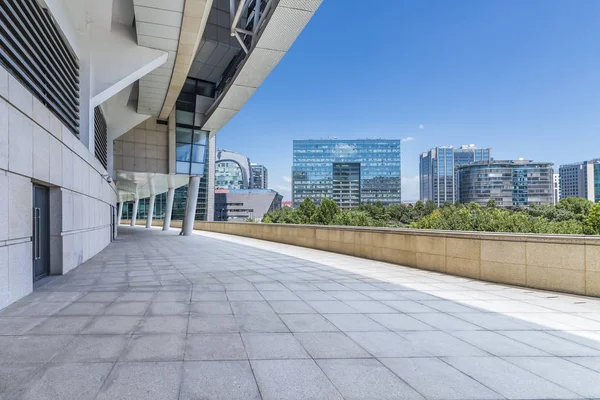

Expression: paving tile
xmin=317 ymin=358 xmax=424 ymax=400
xmin=192 ymin=291 xmax=228 ymax=301
xmin=225 ymin=291 xmax=264 ymax=301
xmin=104 ymin=301 xmax=150 ymax=316
xmin=190 ymin=301 xmax=232 ymax=314
xmin=505 ymin=356 xmax=600 ymax=398
xmin=382 ymin=357 xmax=500 ymax=399
xmin=279 ymin=313 xmax=339 ymax=332
xmin=306 ymin=300 xmax=361 ymax=314
xmin=294 ymin=332 xmax=371 ymax=358
xmin=451 ymin=330 xmax=550 ymax=356
xmin=367 ymin=313 xmax=434 ymax=331
xmin=445 ymin=356 xmax=579 ymax=399
xmin=0 ymin=335 xmax=73 ymax=363
xmin=268 ymin=300 xmax=317 ymax=314
xmin=27 ymin=316 xmax=91 ymax=335
xmin=20 ymin=362 xmax=112 ymax=400
xmin=95 ymin=362 xmax=182 ymax=400
xmin=120 ymin=334 xmax=185 ymax=361
xmin=136 ymin=315 xmax=188 ymax=334
xmin=54 ymin=335 xmax=129 ymax=362
xmin=259 ymin=290 xmax=301 ymax=301
xmin=251 ymin=359 xmax=343 ymax=400
xmin=296 ymin=290 xmax=337 ymax=301
xmin=82 ymin=316 xmax=141 ymax=334
xmin=57 ymin=302 xmax=108 ymax=316
xmin=115 ymin=292 xmax=156 ymax=302
xmin=324 ymin=314 xmax=388 ymax=332
xmin=0 ymin=363 xmax=43 ymax=399
xmin=449 ymin=312 xmax=534 ymax=330
xmin=242 ymin=333 xmax=309 ymax=359
xmin=153 ymin=291 xmax=191 ymax=302
xmin=146 ymin=301 xmax=190 ymax=315
xmin=0 ymin=317 xmax=47 ymax=335
xmin=346 ymin=331 xmax=430 ymax=357
xmin=185 ymin=333 xmax=247 ymax=360
xmin=79 ymin=292 xmax=123 ymax=302
xmin=188 ymin=314 xmax=238 ymax=333
xmin=180 ymin=361 xmax=260 ymax=400
xmin=399 ymin=331 xmax=489 ymax=357
xmin=344 ymin=300 xmax=398 ymax=313
xmin=235 ymin=313 xmax=289 ymax=332
xmin=230 ymin=301 xmax=274 ymax=314
xmin=382 ymin=300 xmax=438 ymax=313
xmin=500 ymin=331 xmax=600 ymax=356
xmin=411 ymin=313 xmax=484 ymax=331
xmin=568 ymin=356 xmax=600 ymax=372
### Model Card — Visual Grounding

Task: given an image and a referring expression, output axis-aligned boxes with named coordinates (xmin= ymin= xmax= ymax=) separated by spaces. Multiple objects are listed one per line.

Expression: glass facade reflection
xmin=292 ymin=139 xmax=401 ymax=208
xmin=457 ymin=160 xmax=554 ymax=207
xmin=420 ymin=145 xmax=491 ymax=206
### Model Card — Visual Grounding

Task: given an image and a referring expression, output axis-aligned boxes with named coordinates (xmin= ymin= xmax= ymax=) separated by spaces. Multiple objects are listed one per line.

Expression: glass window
xmin=176 ymin=110 xmax=194 ymax=125
xmin=190 ymin=163 xmax=205 ymax=175
xmin=193 ymin=130 xmax=208 ymax=145
xmin=191 ymin=145 xmax=206 ymax=163
xmin=176 ymin=161 xmax=190 ymax=174
xmin=176 ymin=143 xmax=192 ymax=162
xmin=176 ymin=127 xmax=193 ymax=143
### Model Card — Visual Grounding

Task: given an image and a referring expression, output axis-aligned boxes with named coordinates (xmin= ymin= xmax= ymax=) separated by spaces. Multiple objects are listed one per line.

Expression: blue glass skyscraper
xmin=420 ymin=145 xmax=491 ymax=206
xmin=292 ymin=139 xmax=401 ymax=208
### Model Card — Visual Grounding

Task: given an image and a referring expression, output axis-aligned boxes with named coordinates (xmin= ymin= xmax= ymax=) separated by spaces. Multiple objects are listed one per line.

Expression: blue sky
xmin=216 ymin=0 xmax=600 ymax=201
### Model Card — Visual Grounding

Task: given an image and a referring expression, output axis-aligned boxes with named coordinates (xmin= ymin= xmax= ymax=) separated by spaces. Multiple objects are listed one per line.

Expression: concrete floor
xmin=1 ymin=227 xmax=600 ymax=400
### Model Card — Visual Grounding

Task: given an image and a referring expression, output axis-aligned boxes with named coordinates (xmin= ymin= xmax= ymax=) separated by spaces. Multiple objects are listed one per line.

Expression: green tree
xmin=557 ymin=197 xmax=594 ymax=221
xmin=311 ymin=197 xmax=340 ymax=225
xmin=262 ymin=215 xmax=273 ymax=223
xmin=297 ymin=197 xmax=316 ymax=223
xmin=583 ymin=202 xmax=600 ymax=235
xmin=486 ymin=199 xmax=497 ymax=209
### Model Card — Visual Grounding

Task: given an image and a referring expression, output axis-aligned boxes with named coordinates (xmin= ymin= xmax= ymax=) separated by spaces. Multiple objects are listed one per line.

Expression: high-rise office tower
xmin=215 ymin=149 xmax=253 ymax=190
xmin=251 ymin=164 xmax=269 ymax=189
xmin=553 ymin=172 xmax=560 ymax=205
xmin=419 ymin=145 xmax=491 ymax=206
xmin=456 ymin=160 xmax=554 ymax=207
xmin=292 ymin=139 xmax=401 ymax=208
xmin=559 ymin=159 xmax=600 ymax=202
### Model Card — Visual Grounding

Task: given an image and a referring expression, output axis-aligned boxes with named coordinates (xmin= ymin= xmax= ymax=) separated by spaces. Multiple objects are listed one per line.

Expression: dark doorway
xmin=33 ymin=185 xmax=50 ymax=282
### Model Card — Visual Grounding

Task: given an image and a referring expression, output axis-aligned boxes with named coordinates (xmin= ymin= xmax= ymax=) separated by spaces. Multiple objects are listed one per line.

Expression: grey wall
xmin=113 ymin=117 xmax=169 ymax=174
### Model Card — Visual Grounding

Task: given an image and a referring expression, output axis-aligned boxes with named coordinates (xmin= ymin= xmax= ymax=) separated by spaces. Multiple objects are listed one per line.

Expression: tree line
xmin=262 ymin=197 xmax=600 ymax=235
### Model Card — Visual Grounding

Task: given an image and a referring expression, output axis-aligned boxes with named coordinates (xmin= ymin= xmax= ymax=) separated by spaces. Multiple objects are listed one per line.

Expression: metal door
xmin=32 ymin=185 xmax=50 ymax=281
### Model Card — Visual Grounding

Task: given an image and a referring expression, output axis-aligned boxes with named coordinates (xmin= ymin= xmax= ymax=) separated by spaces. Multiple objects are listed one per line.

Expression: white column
xmin=181 ymin=176 xmax=200 ymax=236
xmin=146 ymin=194 xmax=156 ymax=228
xmin=163 ymin=188 xmax=175 ymax=231
xmin=131 ymin=198 xmax=139 ymax=226
xmin=117 ymin=201 xmax=123 ymax=225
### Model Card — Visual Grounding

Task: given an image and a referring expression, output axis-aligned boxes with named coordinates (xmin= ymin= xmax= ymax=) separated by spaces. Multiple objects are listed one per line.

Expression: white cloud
xmin=401 ymin=175 xmax=420 ymax=201
xmin=282 ymin=176 xmax=292 ymax=183
xmin=419 ymin=124 xmax=424 ymax=130
xmin=401 ymin=136 xmax=414 ymax=143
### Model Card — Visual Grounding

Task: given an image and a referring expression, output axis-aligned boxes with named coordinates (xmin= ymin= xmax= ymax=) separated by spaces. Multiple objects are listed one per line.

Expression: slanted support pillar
xmin=117 ymin=202 xmax=124 ymax=225
xmin=181 ymin=176 xmax=200 ymax=236
xmin=163 ymin=188 xmax=175 ymax=231
xmin=146 ymin=195 xmax=156 ymax=228
xmin=131 ymin=198 xmax=139 ymax=226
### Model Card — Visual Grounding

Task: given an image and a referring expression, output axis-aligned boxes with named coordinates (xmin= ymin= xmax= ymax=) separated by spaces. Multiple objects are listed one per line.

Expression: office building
xmin=420 ymin=145 xmax=491 ymax=206
xmin=292 ymin=139 xmax=401 ymax=208
xmin=559 ymin=159 xmax=600 ymax=202
xmin=456 ymin=160 xmax=554 ymax=207
xmin=215 ymin=189 xmax=282 ymax=221
xmin=251 ymin=163 xmax=269 ymax=189
xmin=0 ymin=0 xmax=321 ymax=310
xmin=553 ymin=172 xmax=560 ymax=205
xmin=215 ymin=149 xmax=253 ymax=189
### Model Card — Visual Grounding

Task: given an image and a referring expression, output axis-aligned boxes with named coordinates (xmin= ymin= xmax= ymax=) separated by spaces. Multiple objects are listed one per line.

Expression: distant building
xmin=282 ymin=201 xmax=293 ymax=208
xmin=251 ymin=164 xmax=268 ymax=189
xmin=215 ymin=149 xmax=253 ymax=189
xmin=420 ymin=145 xmax=491 ymax=206
xmin=559 ymin=159 xmax=600 ymax=202
xmin=456 ymin=160 xmax=554 ymax=207
xmin=214 ymin=189 xmax=282 ymax=221
xmin=292 ymin=139 xmax=401 ymax=208
xmin=553 ymin=172 xmax=560 ymax=205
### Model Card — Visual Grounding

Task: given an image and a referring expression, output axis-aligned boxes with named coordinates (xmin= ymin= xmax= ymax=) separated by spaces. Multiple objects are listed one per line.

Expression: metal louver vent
xmin=94 ymin=106 xmax=107 ymax=170
xmin=0 ymin=0 xmax=80 ymax=135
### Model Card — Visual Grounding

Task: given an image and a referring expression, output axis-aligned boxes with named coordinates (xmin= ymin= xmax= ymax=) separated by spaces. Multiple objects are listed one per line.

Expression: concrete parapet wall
xmin=194 ymin=222 xmax=600 ymax=297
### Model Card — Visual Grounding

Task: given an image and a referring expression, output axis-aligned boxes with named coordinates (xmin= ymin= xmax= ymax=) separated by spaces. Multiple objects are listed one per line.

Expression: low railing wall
xmin=119 ymin=220 xmax=183 ymax=228
xmin=194 ymin=222 xmax=600 ymax=297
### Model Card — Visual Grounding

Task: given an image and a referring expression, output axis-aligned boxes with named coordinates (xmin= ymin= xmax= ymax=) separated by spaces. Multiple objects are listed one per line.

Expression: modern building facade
xmin=0 ymin=0 xmax=322 ymax=310
xmin=292 ymin=139 xmax=401 ymax=208
xmin=215 ymin=149 xmax=253 ymax=189
xmin=553 ymin=172 xmax=561 ymax=205
xmin=559 ymin=159 xmax=600 ymax=202
xmin=420 ymin=145 xmax=492 ymax=206
xmin=456 ymin=160 xmax=554 ymax=207
xmin=251 ymin=163 xmax=269 ymax=189
xmin=214 ymin=189 xmax=282 ymax=221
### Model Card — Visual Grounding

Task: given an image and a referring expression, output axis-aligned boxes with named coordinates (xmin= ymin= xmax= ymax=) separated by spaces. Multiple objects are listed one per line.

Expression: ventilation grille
xmin=94 ymin=106 xmax=107 ymax=170
xmin=0 ymin=0 xmax=80 ymax=134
